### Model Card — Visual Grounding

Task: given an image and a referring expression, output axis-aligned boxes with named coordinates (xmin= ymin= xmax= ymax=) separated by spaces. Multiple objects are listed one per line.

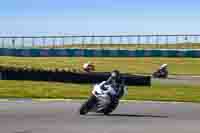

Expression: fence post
xmin=42 ymin=37 xmax=46 ymax=48
xmin=52 ymin=37 xmax=56 ymax=48
xmin=176 ymin=35 xmax=179 ymax=44
xmin=71 ymin=36 xmax=74 ymax=45
xmin=145 ymin=35 xmax=150 ymax=49
xmin=81 ymin=36 xmax=85 ymax=48
xmin=146 ymin=35 xmax=150 ymax=44
xmin=166 ymin=35 xmax=169 ymax=49
xmin=1 ymin=38 xmax=4 ymax=48
xmin=192 ymin=35 xmax=194 ymax=48
xmin=119 ymin=36 xmax=123 ymax=49
xmin=21 ymin=37 xmax=24 ymax=48
xmin=175 ymin=35 xmax=179 ymax=49
xmin=137 ymin=35 xmax=141 ymax=49
xmin=127 ymin=36 xmax=131 ymax=45
xmin=32 ymin=38 xmax=35 ymax=48
xmin=119 ymin=36 xmax=122 ymax=44
xmin=110 ymin=36 xmax=113 ymax=45
xmin=12 ymin=38 xmax=15 ymax=48
xmin=183 ymin=35 xmax=187 ymax=49
xmin=91 ymin=36 xmax=95 ymax=45
xmin=194 ymin=35 xmax=199 ymax=49
xmin=100 ymin=36 xmax=104 ymax=49
xmin=62 ymin=37 xmax=65 ymax=48
xmin=194 ymin=35 xmax=198 ymax=43
xmin=156 ymin=35 xmax=159 ymax=49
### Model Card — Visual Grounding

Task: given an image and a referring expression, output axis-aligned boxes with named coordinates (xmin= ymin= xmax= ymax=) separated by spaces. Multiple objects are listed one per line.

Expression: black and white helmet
xmin=111 ymin=70 xmax=120 ymax=79
xmin=160 ymin=64 xmax=168 ymax=69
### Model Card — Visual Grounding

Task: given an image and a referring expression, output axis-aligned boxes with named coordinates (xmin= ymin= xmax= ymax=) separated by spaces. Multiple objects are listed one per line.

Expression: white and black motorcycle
xmin=152 ymin=69 xmax=168 ymax=78
xmin=79 ymin=81 xmax=127 ymax=115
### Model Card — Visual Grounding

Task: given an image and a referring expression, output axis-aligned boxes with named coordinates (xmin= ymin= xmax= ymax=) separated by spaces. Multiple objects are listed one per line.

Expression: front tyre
xmin=79 ymin=103 xmax=88 ymax=115
xmin=79 ymin=95 xmax=96 ymax=115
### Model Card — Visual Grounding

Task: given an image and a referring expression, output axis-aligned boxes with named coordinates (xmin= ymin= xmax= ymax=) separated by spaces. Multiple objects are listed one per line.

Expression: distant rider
xmin=83 ymin=61 xmax=95 ymax=72
xmin=154 ymin=64 xmax=168 ymax=78
xmin=159 ymin=64 xmax=168 ymax=76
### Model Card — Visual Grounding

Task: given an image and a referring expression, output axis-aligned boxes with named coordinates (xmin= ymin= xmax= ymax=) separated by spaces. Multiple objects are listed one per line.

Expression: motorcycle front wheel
xmin=79 ymin=95 xmax=97 ymax=115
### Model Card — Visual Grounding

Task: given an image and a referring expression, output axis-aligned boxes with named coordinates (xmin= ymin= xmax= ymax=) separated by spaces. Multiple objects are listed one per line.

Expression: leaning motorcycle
xmin=79 ymin=81 xmax=127 ymax=115
xmin=152 ymin=70 xmax=168 ymax=78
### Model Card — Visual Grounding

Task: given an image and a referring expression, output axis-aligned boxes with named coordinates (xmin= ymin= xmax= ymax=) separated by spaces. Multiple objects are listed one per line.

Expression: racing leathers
xmin=105 ymin=75 xmax=125 ymax=99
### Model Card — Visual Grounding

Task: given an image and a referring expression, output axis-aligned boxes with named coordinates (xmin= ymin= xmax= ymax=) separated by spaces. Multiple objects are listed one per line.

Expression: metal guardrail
xmin=0 ymin=34 xmax=200 ymax=49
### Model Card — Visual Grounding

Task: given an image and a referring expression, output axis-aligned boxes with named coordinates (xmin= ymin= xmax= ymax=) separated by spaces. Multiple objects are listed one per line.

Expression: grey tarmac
xmin=153 ymin=75 xmax=200 ymax=85
xmin=0 ymin=101 xmax=200 ymax=133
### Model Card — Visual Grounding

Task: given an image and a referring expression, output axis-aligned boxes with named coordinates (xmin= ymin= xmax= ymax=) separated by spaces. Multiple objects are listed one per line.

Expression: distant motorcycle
xmin=152 ymin=69 xmax=168 ymax=78
xmin=79 ymin=81 xmax=127 ymax=115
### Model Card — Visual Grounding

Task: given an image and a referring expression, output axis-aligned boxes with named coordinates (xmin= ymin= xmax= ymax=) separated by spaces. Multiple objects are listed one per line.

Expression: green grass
xmin=1 ymin=56 xmax=200 ymax=102
xmin=0 ymin=56 xmax=200 ymax=75
xmin=0 ymin=80 xmax=200 ymax=102
xmin=39 ymin=43 xmax=200 ymax=49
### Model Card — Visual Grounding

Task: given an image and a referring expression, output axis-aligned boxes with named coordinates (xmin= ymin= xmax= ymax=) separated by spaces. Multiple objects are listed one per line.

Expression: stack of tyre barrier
xmin=0 ymin=66 xmax=151 ymax=86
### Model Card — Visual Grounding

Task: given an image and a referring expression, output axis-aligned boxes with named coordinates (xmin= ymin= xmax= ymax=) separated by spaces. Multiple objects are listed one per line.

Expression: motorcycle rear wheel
xmin=103 ymin=100 xmax=119 ymax=115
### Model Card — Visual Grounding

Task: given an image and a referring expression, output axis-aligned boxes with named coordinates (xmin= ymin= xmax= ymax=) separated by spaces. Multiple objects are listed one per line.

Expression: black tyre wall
xmin=0 ymin=68 xmax=151 ymax=86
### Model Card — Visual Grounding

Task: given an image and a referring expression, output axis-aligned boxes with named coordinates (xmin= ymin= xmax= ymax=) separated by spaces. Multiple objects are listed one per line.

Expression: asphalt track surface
xmin=1 ymin=75 xmax=200 ymax=133
xmin=153 ymin=75 xmax=200 ymax=85
xmin=0 ymin=101 xmax=200 ymax=133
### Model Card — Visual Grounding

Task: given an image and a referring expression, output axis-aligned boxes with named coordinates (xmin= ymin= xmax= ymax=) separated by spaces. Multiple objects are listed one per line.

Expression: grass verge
xmin=0 ymin=57 xmax=200 ymax=75
xmin=0 ymin=80 xmax=200 ymax=103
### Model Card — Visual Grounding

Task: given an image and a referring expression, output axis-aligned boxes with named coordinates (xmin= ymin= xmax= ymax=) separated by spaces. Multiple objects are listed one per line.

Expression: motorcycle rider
xmin=80 ymin=70 xmax=127 ymax=115
xmin=105 ymin=70 xmax=125 ymax=99
xmin=159 ymin=64 xmax=168 ymax=76
xmin=154 ymin=64 xmax=168 ymax=78
xmin=83 ymin=61 xmax=95 ymax=72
